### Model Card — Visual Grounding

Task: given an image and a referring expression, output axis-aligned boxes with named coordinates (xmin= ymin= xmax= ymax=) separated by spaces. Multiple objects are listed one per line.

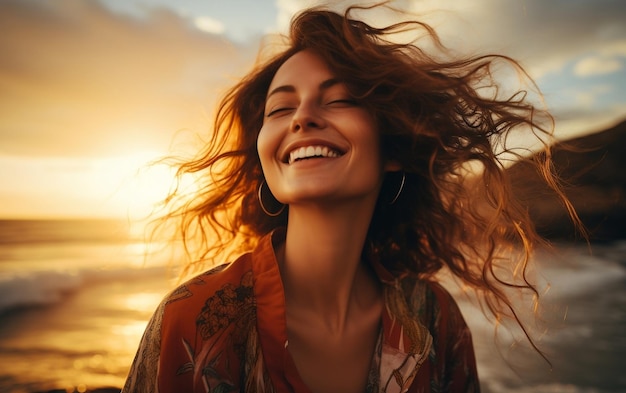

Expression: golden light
xmin=0 ymin=150 xmax=192 ymax=219
xmin=98 ymin=151 xmax=177 ymax=220
xmin=123 ymin=292 xmax=164 ymax=313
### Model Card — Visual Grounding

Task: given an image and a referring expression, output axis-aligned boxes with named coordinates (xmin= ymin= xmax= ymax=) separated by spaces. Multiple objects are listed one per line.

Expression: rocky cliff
xmin=507 ymin=119 xmax=626 ymax=241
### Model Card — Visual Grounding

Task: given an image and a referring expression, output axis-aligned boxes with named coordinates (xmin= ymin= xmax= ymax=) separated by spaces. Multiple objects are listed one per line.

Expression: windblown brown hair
xmin=157 ymin=3 xmax=581 ymax=358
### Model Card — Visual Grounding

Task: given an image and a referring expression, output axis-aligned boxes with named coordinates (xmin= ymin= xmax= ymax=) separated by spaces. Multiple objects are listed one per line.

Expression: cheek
xmin=256 ymin=124 xmax=277 ymax=172
xmin=354 ymin=120 xmax=383 ymax=164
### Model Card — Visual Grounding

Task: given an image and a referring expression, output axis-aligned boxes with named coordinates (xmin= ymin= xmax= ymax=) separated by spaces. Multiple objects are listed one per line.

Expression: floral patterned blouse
xmin=122 ymin=228 xmax=479 ymax=392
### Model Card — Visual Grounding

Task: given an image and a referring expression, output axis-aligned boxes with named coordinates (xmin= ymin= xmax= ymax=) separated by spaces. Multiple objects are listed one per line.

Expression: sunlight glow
xmin=112 ymin=321 xmax=150 ymax=345
xmin=0 ymin=150 xmax=193 ymax=219
xmin=124 ymin=292 xmax=163 ymax=312
xmin=99 ymin=152 xmax=177 ymax=219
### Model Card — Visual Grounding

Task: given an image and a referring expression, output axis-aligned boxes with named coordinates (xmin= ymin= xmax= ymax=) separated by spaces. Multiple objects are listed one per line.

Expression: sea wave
xmin=0 ymin=219 xmax=143 ymax=245
xmin=0 ymin=265 xmax=167 ymax=314
xmin=483 ymin=381 xmax=603 ymax=393
xmin=537 ymin=244 xmax=626 ymax=299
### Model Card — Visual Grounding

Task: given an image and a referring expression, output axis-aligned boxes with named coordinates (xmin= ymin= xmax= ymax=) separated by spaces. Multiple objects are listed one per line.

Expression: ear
xmin=384 ymin=160 xmax=402 ymax=172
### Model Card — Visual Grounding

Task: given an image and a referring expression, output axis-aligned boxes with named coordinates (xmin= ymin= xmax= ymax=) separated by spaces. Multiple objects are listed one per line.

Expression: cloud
xmin=553 ymin=102 xmax=626 ymax=140
xmin=273 ymin=0 xmax=626 ymax=81
xmin=574 ymin=56 xmax=623 ymax=77
xmin=193 ymin=16 xmax=225 ymax=35
xmin=599 ymin=39 xmax=626 ymax=57
xmin=573 ymin=84 xmax=612 ymax=106
xmin=274 ymin=0 xmax=321 ymax=33
xmin=352 ymin=1 xmax=611 ymax=83
xmin=572 ymin=40 xmax=626 ymax=77
xmin=0 ymin=0 xmax=255 ymax=157
xmin=273 ymin=0 xmax=397 ymax=34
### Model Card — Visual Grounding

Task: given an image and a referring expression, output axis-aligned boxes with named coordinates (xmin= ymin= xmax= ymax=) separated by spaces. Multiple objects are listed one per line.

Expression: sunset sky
xmin=1 ymin=0 xmax=625 ymax=219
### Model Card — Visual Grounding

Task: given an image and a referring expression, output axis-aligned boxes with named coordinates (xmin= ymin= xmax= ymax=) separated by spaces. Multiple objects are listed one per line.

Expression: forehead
xmin=267 ymin=50 xmax=335 ymax=92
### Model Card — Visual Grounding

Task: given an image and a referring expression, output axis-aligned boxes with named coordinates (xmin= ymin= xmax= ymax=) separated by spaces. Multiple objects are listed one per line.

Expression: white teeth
xmin=288 ymin=145 xmax=340 ymax=164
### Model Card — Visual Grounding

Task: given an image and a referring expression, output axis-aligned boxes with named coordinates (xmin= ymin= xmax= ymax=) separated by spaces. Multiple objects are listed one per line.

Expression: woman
xmin=123 ymin=4 xmax=576 ymax=393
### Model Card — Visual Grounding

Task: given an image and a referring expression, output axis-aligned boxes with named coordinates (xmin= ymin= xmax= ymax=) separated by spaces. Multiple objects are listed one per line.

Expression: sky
xmin=0 ymin=0 xmax=625 ymax=219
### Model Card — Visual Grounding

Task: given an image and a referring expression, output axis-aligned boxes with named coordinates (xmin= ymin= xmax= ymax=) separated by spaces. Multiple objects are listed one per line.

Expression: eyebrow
xmin=266 ymin=78 xmax=342 ymax=99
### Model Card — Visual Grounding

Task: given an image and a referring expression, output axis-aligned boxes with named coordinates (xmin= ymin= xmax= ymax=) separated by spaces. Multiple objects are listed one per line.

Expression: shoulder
xmin=396 ymin=278 xmax=479 ymax=390
xmin=399 ymin=278 xmax=469 ymax=332
xmin=399 ymin=277 xmax=456 ymax=309
xmin=424 ymin=281 xmax=462 ymax=315
xmin=160 ymin=252 xmax=255 ymax=320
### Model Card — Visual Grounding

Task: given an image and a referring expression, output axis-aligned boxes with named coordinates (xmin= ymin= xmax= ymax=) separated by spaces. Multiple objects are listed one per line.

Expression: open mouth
xmin=287 ymin=145 xmax=343 ymax=164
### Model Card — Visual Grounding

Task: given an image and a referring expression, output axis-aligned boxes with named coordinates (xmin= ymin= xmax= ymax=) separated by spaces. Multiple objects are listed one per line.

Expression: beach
xmin=0 ymin=219 xmax=624 ymax=393
xmin=0 ymin=219 xmax=173 ymax=392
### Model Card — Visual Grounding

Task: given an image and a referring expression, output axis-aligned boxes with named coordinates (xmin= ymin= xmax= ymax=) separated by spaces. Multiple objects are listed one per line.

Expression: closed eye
xmin=266 ymin=107 xmax=294 ymax=117
xmin=326 ymin=99 xmax=358 ymax=107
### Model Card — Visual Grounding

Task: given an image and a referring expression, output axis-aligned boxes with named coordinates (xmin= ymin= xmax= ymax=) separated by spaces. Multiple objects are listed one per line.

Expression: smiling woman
xmin=258 ymin=50 xmax=390 ymax=209
xmin=121 ymin=3 xmax=581 ymax=393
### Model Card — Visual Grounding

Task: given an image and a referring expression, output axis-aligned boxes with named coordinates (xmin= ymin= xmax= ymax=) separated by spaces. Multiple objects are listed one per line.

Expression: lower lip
xmin=288 ymin=156 xmax=341 ymax=167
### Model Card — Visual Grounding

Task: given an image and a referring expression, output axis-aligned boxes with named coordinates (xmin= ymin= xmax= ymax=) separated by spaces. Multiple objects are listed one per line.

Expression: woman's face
xmin=257 ymin=49 xmax=393 ymax=207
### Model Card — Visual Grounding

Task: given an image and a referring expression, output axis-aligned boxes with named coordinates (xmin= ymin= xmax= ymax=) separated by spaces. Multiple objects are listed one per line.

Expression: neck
xmin=279 ymin=199 xmax=380 ymax=332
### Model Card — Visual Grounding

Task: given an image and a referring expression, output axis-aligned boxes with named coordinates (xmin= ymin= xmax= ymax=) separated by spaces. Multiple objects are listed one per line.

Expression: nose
xmin=290 ymin=102 xmax=326 ymax=132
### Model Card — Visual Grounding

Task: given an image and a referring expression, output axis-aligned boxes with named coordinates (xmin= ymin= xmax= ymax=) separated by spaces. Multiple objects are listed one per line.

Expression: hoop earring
xmin=389 ymin=171 xmax=405 ymax=205
xmin=258 ymin=180 xmax=286 ymax=217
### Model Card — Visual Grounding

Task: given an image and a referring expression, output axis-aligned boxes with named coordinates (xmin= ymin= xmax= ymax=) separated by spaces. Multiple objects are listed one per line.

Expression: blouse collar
xmin=251 ymin=228 xmax=432 ymax=393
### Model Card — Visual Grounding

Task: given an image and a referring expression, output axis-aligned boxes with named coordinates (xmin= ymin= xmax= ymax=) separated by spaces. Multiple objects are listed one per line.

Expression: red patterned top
xmin=123 ymin=229 xmax=479 ymax=392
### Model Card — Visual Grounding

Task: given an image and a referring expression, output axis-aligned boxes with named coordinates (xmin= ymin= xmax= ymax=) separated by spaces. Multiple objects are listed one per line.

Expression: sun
xmin=100 ymin=151 xmax=178 ymax=220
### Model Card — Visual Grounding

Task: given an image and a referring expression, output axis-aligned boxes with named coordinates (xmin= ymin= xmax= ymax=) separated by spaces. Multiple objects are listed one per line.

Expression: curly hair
xmin=157 ymin=3 xmax=580 ymax=354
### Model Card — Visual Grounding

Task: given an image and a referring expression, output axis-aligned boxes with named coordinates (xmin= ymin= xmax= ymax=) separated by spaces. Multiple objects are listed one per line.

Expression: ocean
xmin=0 ymin=219 xmax=624 ymax=393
